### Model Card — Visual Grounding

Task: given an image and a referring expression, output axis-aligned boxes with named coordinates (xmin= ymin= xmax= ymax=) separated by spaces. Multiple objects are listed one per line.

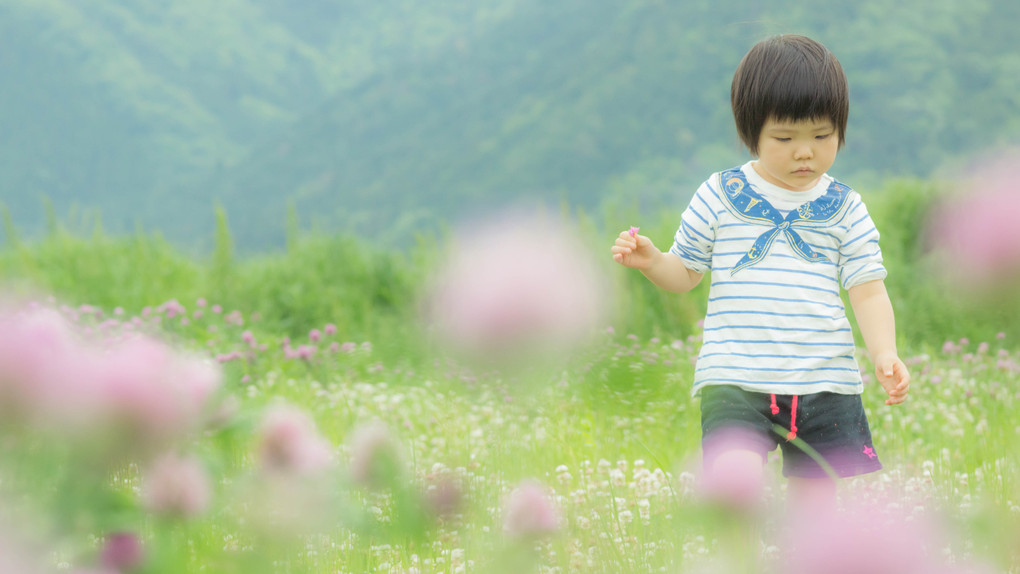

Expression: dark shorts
xmin=699 ymin=385 xmax=883 ymax=479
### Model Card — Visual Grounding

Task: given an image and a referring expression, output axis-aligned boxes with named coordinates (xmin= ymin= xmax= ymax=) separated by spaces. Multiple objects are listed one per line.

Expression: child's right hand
xmin=611 ymin=229 xmax=659 ymax=270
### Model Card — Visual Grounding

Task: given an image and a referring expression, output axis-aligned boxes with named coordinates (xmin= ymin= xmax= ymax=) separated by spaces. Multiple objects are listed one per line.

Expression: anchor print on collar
xmin=718 ymin=167 xmax=854 ymax=275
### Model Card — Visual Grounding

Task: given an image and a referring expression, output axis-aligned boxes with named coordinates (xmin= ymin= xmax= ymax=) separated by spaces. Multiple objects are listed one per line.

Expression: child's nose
xmin=794 ymin=145 xmax=813 ymax=160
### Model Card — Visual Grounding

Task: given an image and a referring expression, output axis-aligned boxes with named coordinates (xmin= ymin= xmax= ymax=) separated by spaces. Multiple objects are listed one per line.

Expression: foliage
xmin=2 ymin=173 xmax=1018 ymax=358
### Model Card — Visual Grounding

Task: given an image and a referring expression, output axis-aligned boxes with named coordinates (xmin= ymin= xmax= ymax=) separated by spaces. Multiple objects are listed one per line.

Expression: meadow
xmin=0 ymin=178 xmax=1017 ymax=573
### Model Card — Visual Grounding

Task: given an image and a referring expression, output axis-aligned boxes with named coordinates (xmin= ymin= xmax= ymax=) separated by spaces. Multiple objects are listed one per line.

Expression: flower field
xmin=0 ymin=292 xmax=1017 ymax=573
xmin=1 ymin=182 xmax=1019 ymax=573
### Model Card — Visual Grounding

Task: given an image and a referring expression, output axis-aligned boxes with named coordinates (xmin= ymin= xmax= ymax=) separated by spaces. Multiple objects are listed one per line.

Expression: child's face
xmin=753 ymin=117 xmax=839 ymax=192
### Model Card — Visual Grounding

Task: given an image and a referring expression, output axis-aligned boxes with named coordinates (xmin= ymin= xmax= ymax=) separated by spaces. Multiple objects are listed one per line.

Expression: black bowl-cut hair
xmin=731 ymin=35 xmax=849 ymax=156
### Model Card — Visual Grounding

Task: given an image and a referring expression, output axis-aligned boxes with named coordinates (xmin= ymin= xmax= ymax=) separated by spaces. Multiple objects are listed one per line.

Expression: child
xmin=610 ymin=35 xmax=910 ymax=508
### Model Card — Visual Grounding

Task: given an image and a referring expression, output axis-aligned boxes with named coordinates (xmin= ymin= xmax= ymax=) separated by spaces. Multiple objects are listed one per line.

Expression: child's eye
xmin=816 ymin=133 xmax=832 ymax=140
xmin=775 ymin=137 xmax=791 ymax=142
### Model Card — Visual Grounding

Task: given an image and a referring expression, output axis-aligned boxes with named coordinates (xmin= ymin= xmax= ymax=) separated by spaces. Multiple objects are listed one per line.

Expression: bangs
xmin=732 ymin=35 xmax=849 ymax=155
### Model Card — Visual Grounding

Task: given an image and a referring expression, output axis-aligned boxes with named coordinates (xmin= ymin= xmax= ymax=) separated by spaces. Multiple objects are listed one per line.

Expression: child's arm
xmin=848 ymin=279 xmax=911 ymax=405
xmin=611 ymin=230 xmax=704 ymax=293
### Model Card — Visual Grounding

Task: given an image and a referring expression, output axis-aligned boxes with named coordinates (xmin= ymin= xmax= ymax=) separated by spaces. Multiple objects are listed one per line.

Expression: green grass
xmin=0 ymin=184 xmax=1018 ymax=572
xmin=2 ymin=300 xmax=1016 ymax=573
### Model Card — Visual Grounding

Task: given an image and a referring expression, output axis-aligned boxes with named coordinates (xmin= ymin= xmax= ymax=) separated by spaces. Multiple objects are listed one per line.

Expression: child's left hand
xmin=874 ymin=354 xmax=910 ymax=405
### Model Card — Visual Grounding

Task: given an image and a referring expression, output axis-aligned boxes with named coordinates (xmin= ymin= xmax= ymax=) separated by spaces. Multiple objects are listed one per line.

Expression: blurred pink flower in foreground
xmin=141 ymin=453 xmax=213 ymax=518
xmin=503 ymin=480 xmax=560 ymax=539
xmin=347 ymin=420 xmax=404 ymax=488
xmin=91 ymin=336 xmax=222 ymax=445
xmin=99 ymin=532 xmax=144 ymax=571
xmin=780 ymin=497 xmax=992 ymax=574
xmin=0 ymin=303 xmax=222 ymax=449
xmin=0 ymin=525 xmax=52 ymax=574
xmin=0 ymin=306 xmax=84 ymax=420
xmin=698 ymin=428 xmax=769 ymax=513
xmin=425 ymin=212 xmax=609 ymax=364
xmin=927 ymin=152 xmax=1020 ymax=285
xmin=256 ymin=404 xmax=333 ymax=475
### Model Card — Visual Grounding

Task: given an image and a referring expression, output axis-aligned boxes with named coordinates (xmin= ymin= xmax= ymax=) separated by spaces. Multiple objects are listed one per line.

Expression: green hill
xmin=2 ymin=0 xmax=1018 ymax=250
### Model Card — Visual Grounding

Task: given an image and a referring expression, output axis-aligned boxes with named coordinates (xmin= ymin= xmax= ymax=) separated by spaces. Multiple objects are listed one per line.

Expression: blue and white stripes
xmin=671 ymin=163 xmax=886 ymax=396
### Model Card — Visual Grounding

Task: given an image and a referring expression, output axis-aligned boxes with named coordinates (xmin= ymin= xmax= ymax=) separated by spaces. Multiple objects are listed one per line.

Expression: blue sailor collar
xmin=717 ymin=167 xmax=853 ymax=274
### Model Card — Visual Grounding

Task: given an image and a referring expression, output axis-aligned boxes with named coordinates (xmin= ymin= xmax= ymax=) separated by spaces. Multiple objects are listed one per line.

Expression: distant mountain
xmin=2 ymin=0 xmax=1018 ymax=250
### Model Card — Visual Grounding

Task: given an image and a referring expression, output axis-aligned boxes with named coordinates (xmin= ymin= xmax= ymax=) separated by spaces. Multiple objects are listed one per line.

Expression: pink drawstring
xmin=787 ymin=395 xmax=799 ymax=441
xmin=770 ymin=393 xmax=799 ymax=441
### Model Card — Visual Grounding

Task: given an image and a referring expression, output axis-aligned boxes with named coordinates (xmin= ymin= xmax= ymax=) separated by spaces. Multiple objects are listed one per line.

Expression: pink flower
xmin=424 ymin=476 xmax=463 ymax=519
xmin=100 ymin=532 xmax=144 ymax=571
xmin=324 ymin=323 xmax=337 ymax=336
xmin=0 ymin=306 xmax=83 ymax=420
xmin=780 ymin=497 xmax=962 ymax=574
xmin=926 ymin=152 xmax=1020 ymax=285
xmin=699 ymin=427 xmax=768 ymax=513
xmin=503 ymin=480 xmax=559 ymax=538
xmin=160 ymin=299 xmax=186 ymax=319
xmin=347 ymin=421 xmax=403 ymax=488
xmin=92 ymin=337 xmax=222 ymax=446
xmin=256 ymin=405 xmax=333 ymax=475
xmin=141 ymin=453 xmax=212 ymax=518
xmin=425 ymin=212 xmax=608 ymax=364
xmin=309 ymin=329 xmax=322 ymax=342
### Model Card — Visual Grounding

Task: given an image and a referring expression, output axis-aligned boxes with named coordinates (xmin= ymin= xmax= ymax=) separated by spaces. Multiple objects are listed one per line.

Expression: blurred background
xmin=0 ymin=0 xmax=1018 ymax=350
xmin=2 ymin=0 xmax=1017 ymax=250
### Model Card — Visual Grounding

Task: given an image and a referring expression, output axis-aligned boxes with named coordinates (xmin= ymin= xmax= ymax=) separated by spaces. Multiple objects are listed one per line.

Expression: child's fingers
xmin=884 ymin=381 xmax=909 ymax=406
xmin=611 ymin=244 xmax=634 ymax=265
xmin=619 ymin=230 xmax=647 ymax=246
xmin=614 ymin=239 xmax=638 ymax=254
xmin=611 ymin=244 xmax=634 ymax=256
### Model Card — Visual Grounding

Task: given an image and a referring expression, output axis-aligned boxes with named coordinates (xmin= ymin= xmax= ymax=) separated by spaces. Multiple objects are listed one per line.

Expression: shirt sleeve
xmin=669 ymin=179 xmax=720 ymax=274
xmin=838 ymin=195 xmax=887 ymax=290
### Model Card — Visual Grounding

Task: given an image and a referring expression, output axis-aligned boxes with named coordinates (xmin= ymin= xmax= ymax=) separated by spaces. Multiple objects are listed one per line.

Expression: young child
xmin=611 ymin=35 xmax=910 ymax=507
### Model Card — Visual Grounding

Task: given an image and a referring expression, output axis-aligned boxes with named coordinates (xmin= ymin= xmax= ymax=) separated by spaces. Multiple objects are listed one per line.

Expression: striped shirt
xmin=671 ymin=162 xmax=886 ymax=396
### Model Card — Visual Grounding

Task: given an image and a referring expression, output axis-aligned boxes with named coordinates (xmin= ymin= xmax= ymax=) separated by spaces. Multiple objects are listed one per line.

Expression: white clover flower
xmin=609 ymin=469 xmax=626 ymax=488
